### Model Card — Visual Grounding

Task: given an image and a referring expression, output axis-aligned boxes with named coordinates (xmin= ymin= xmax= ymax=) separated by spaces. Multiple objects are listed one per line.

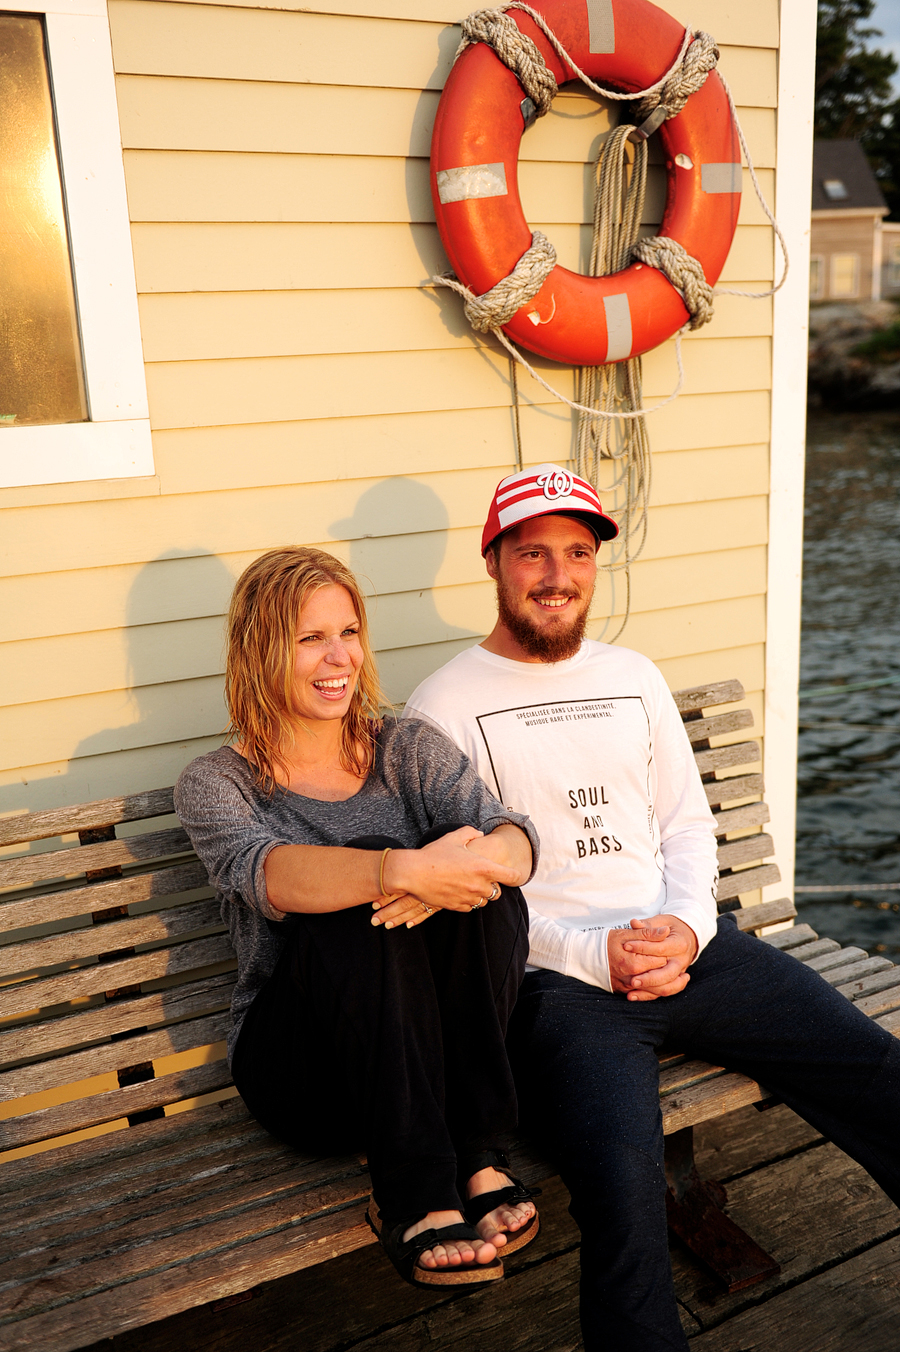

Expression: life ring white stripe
xmin=701 ymin=162 xmax=742 ymax=194
xmin=603 ymin=293 xmax=633 ymax=361
xmin=586 ymin=0 xmax=615 ymax=53
xmin=436 ymin=163 xmax=509 ymax=204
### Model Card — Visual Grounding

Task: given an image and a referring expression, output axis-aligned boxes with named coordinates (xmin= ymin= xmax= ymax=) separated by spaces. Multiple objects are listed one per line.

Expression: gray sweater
xmin=174 ymin=717 xmax=538 ymax=1064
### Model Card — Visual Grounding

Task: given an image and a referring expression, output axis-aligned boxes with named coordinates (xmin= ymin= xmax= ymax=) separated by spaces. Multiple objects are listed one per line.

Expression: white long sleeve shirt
xmin=405 ymin=640 xmax=719 ymax=992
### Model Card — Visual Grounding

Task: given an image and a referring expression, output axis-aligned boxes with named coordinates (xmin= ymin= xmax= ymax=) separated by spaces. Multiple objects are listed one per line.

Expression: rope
xmin=437 ymin=231 xmax=556 ymax=331
xmin=457 ymin=3 xmax=694 ymax=109
xmin=574 ymin=124 xmax=653 ymax=642
xmin=457 ymin=8 xmax=557 ymax=115
xmin=632 ymin=237 xmax=715 ymax=330
xmin=632 ymin=30 xmax=719 ymax=123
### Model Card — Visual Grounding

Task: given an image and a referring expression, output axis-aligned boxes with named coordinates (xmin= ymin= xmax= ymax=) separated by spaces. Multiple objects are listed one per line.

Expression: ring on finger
xmin=420 ymin=902 xmax=434 ymax=916
xmin=488 ymin=882 xmax=502 ymax=901
xmin=473 ymin=898 xmax=486 ymax=909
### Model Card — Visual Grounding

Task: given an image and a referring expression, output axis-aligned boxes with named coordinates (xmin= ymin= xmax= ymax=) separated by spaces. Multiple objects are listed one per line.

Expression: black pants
xmin=232 ymin=828 xmax=529 ymax=1221
xmin=508 ymin=914 xmax=900 ymax=1351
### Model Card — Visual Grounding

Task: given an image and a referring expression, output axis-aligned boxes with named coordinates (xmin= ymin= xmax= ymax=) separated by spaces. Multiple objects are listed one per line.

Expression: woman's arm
xmin=265 ymin=824 xmax=526 ymax=917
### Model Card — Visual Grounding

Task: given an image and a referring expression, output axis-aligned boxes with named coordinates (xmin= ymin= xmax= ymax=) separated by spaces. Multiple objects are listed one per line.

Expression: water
xmin=796 ymin=411 xmax=900 ymax=958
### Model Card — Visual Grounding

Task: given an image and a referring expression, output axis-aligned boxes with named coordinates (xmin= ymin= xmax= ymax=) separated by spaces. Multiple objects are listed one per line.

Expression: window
xmin=822 ymin=178 xmax=849 ymax=201
xmin=0 ymin=0 xmax=152 ymax=489
xmin=831 ymin=253 xmax=859 ymax=298
xmin=809 ymin=255 xmax=824 ymax=299
xmin=889 ymin=242 xmax=900 ymax=290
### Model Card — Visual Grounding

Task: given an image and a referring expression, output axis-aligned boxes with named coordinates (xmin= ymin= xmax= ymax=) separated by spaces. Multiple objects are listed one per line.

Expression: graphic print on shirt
xmin=476 ymin=695 xmax=662 ymax=918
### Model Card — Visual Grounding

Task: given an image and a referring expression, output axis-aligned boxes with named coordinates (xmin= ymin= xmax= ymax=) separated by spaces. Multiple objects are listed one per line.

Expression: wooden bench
xmin=2 ymin=679 xmax=899 ymax=1350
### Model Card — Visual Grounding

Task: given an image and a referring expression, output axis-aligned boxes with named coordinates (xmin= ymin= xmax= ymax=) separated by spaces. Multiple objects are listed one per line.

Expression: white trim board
xmin=763 ymin=0 xmax=817 ymax=912
xmin=0 ymin=2 xmax=153 ymax=488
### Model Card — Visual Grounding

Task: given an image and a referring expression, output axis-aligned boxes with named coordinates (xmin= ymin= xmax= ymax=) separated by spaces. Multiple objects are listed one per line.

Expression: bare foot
xmin=466 ymin=1167 xmax=537 ymax=1247
xmin=403 ymin=1210 xmax=498 ymax=1269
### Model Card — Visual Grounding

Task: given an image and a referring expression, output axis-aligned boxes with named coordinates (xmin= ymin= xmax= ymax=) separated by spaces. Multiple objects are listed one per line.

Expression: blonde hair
xmin=225 ymin=546 xmax=385 ymax=792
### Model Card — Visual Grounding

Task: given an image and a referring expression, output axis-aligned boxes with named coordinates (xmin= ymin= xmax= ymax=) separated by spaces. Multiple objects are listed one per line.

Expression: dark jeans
xmin=232 ymin=827 xmax=529 ymax=1221
xmin=508 ymin=914 xmax=900 ymax=1352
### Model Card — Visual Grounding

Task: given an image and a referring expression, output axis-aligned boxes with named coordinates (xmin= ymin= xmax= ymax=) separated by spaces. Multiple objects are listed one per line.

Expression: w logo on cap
xmin=536 ymin=469 xmax=574 ymax=501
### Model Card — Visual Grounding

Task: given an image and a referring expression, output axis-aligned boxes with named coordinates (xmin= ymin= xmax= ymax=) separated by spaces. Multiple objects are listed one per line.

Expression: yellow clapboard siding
xmin=1 ymin=616 xmax=225 ymax=707
xmin=651 ymin=444 xmax=769 ymax=505
xmin=0 ymin=676 xmax=228 ymax=772
xmin=0 ymin=737 xmax=224 ymax=816
xmin=594 ymin=595 xmax=766 ymax=663
xmin=108 ymin=3 xmax=776 ymax=106
xmin=158 ymin=0 xmax=780 ymax=51
xmin=121 ymin=148 xmax=775 ymax=231
xmin=108 ymin=2 xmax=452 ymax=87
xmin=129 ymin=219 xmax=772 ymax=292
xmin=657 ymin=643 xmax=765 ymax=702
xmin=0 ymin=459 xmax=768 ymax=580
xmin=0 ymin=482 xmax=765 ymax=642
xmin=115 ymin=75 xmax=776 ymax=168
xmin=0 ymin=590 xmax=764 ymax=767
xmin=136 ymin=279 xmax=771 ymax=363
xmin=636 ymin=496 xmax=767 ymax=561
xmin=139 ymin=389 xmax=773 ymax=495
xmin=142 ymin=336 xmax=770 ymax=431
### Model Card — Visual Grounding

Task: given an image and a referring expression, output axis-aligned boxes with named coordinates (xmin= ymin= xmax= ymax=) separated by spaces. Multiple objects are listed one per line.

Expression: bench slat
xmin=731 ymin=897 xmax=797 ymax=930
xmin=0 ymin=827 xmax=193 ymax=891
xmin=683 ymin=709 xmax=755 ymax=744
xmin=0 ymin=861 xmax=210 ymax=933
xmin=672 ymin=680 xmax=745 ymax=714
xmin=820 ymin=955 xmax=895 ymax=987
xmin=715 ymin=863 xmax=781 ymax=901
xmin=704 ymin=773 xmax=764 ymax=807
xmin=0 ymin=899 xmax=224 ymax=979
xmin=0 ymin=1060 xmax=234 ymax=1150
xmin=710 ymin=801 xmax=771 ymax=837
xmin=0 ymin=973 xmax=234 ymax=1067
xmin=0 ymin=789 xmax=176 ymax=849
xmin=0 ymin=1011 xmax=230 ymax=1099
xmin=761 ymin=923 xmax=818 ymax=949
xmin=0 ymin=1195 xmax=373 ymax=1352
xmin=716 ymin=832 xmax=775 ymax=871
xmin=0 ymin=934 xmax=235 ymax=1020
xmin=836 ymin=967 xmax=900 ymax=1004
xmin=661 ymin=1070 xmax=771 ymax=1135
xmin=694 ymin=741 xmax=761 ymax=776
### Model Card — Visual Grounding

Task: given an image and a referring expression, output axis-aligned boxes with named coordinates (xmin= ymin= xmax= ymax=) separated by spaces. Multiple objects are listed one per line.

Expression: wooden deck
xmin=78 ymin=1102 xmax=900 ymax=1352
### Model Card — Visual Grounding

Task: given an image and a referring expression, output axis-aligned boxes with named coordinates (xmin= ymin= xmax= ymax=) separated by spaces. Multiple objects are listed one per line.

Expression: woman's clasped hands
xmin=370 ymin=826 xmax=516 ymax=931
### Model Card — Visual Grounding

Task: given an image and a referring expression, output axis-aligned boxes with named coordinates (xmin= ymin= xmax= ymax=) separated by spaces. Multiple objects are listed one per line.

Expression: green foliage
xmin=852 ymin=318 xmax=900 ymax=361
xmin=816 ymin=1 xmax=900 ymax=218
xmin=815 ymin=0 xmax=897 ymax=139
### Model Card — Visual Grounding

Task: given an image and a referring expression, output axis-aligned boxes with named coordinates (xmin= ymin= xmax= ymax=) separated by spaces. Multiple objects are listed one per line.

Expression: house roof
xmin=812 ymin=139 xmax=888 ymax=212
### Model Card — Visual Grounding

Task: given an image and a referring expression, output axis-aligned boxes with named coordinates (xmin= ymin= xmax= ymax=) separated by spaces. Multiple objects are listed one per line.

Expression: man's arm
xmin=607 ymin=916 xmax=698 ymax=1000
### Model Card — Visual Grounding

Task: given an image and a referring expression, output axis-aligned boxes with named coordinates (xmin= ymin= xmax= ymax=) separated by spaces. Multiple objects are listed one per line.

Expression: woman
xmin=175 ymin=546 xmax=539 ymax=1287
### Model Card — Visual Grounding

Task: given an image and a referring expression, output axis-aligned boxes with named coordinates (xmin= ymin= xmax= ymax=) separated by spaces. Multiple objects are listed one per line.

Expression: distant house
xmin=810 ymin=139 xmax=889 ymax=301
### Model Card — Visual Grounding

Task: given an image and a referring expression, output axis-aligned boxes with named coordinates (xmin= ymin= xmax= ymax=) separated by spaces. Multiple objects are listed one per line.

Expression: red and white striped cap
xmin=481 ymin=463 xmax=619 ymax=555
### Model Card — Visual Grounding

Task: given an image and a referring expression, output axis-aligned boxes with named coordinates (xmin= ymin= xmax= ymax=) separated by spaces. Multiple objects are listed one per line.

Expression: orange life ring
xmin=430 ymin=0 xmax=741 ymax=366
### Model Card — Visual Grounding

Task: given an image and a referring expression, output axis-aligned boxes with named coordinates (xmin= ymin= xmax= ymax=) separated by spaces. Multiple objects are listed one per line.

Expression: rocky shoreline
xmin=808 ymin=302 xmax=900 ymax=408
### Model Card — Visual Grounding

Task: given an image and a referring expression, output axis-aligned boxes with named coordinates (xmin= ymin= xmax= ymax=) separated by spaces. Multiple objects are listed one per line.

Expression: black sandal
xmin=366 ymin=1199 xmax=504 ymax=1287
xmin=462 ymin=1149 xmax=541 ymax=1256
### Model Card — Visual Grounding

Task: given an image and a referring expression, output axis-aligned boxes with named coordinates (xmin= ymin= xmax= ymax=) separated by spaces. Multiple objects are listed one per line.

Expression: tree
xmin=815 ymin=0 xmax=897 ymax=139
xmin=815 ymin=1 xmax=900 ymax=218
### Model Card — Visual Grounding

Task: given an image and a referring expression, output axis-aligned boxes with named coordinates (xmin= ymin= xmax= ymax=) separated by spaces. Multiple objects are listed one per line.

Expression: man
xmin=405 ymin=463 xmax=900 ymax=1351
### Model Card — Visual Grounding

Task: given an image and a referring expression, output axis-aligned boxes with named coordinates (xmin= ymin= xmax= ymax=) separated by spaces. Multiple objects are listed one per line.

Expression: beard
xmin=495 ymin=575 xmax=593 ymax=662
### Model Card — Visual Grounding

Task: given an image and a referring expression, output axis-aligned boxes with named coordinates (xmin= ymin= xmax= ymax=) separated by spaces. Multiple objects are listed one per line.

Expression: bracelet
xmin=378 ymin=846 xmax=393 ymax=898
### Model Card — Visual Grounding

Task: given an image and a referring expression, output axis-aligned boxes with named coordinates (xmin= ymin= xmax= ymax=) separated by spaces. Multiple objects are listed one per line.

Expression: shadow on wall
xmin=0 ymin=549 xmax=234 ymax=823
xmin=329 ymin=476 xmax=482 ymax=707
xmin=1 ymin=477 xmax=489 ymax=822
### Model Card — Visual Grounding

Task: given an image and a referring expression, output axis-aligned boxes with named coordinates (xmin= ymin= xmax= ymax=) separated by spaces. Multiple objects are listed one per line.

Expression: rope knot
xmin=434 ymin=230 xmax=557 ymax=332
xmin=633 ymin=30 xmax=719 ymax=124
xmin=631 ymin=236 xmax=714 ymax=330
xmin=458 ymin=8 xmax=558 ymax=116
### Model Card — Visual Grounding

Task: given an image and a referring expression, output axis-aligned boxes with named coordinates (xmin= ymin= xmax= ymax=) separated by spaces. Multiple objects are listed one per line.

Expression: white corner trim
xmin=0 ymin=2 xmax=152 ymax=488
xmin=764 ymin=0 xmax=818 ymax=909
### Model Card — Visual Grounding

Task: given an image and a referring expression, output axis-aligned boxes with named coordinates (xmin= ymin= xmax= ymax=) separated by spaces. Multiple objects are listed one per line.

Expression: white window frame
xmin=809 ymin=254 xmax=824 ymax=299
xmin=0 ymin=0 xmax=153 ymax=489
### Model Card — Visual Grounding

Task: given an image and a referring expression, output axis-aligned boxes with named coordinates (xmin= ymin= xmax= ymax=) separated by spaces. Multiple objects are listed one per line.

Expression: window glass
xmin=822 ymin=178 xmax=848 ymax=201
xmin=831 ymin=253 xmax=859 ymax=297
xmin=0 ymin=13 xmax=87 ymax=427
xmin=809 ymin=255 xmax=823 ymax=298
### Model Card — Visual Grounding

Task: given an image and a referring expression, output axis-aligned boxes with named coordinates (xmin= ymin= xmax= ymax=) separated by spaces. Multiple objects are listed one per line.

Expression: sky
xmin=869 ymin=0 xmax=900 ymax=91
